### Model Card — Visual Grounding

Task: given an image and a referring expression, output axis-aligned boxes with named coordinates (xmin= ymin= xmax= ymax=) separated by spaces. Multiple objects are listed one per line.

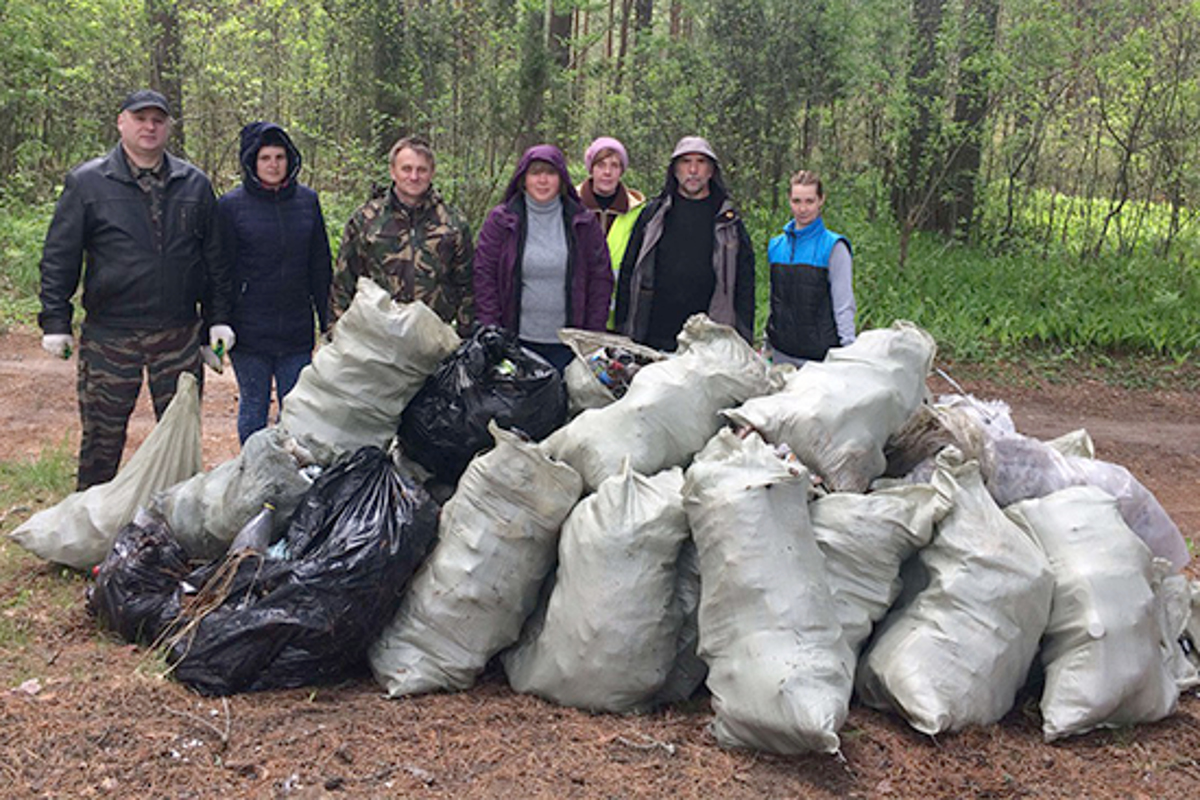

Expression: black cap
xmin=119 ymin=89 xmax=171 ymax=115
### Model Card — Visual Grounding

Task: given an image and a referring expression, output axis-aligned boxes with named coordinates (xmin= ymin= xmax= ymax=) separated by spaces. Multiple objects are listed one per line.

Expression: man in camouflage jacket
xmin=333 ymin=136 xmax=474 ymax=333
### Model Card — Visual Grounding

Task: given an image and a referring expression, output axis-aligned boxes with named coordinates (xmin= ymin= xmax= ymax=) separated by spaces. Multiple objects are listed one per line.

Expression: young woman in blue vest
xmin=765 ymin=170 xmax=857 ymax=366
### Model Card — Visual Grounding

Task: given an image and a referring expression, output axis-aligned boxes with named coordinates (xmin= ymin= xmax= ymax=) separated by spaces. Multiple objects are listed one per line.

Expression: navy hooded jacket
xmin=217 ymin=121 xmax=332 ymax=355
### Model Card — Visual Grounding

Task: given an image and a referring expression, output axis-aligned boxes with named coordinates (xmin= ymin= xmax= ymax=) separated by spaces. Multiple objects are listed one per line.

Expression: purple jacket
xmin=473 ymin=144 xmax=613 ymax=333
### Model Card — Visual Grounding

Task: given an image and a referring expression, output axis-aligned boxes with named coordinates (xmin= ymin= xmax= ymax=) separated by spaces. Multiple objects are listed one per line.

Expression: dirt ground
xmin=1 ymin=326 xmax=1198 ymax=800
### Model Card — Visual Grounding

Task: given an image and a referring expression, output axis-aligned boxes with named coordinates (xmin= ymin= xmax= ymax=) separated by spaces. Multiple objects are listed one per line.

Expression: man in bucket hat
xmin=614 ymin=135 xmax=754 ymax=350
xmin=37 ymin=89 xmax=233 ymax=488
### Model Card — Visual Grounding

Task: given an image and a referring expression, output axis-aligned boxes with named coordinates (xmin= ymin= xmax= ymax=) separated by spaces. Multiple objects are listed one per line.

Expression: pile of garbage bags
xmin=10 ymin=277 xmax=1199 ymax=754
xmin=88 ymin=446 xmax=437 ymax=695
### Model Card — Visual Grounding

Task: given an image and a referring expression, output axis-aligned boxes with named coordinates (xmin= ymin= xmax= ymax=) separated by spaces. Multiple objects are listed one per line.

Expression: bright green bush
xmin=0 ymin=200 xmax=53 ymax=325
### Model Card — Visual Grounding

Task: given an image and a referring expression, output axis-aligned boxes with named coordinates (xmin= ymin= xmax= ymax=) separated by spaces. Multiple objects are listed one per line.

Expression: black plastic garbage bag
xmin=161 ymin=446 xmax=439 ymax=695
xmin=87 ymin=509 xmax=193 ymax=644
xmin=398 ymin=325 xmax=568 ymax=483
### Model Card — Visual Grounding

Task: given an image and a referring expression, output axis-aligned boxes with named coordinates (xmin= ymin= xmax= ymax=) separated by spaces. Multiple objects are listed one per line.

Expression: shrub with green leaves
xmin=0 ymin=200 xmax=53 ymax=326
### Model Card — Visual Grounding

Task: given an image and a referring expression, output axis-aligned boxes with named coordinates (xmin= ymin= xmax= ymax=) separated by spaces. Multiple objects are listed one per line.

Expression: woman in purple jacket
xmin=473 ymin=144 xmax=612 ymax=372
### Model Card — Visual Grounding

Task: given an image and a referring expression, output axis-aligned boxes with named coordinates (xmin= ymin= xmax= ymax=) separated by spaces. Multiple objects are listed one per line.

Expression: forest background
xmin=1 ymin=0 xmax=1198 ymax=366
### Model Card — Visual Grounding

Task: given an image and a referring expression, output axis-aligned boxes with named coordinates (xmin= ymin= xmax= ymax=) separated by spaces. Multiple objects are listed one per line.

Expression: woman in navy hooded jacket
xmin=473 ymin=144 xmax=612 ymax=373
xmin=765 ymin=170 xmax=856 ymax=366
xmin=218 ymin=121 xmax=332 ymax=444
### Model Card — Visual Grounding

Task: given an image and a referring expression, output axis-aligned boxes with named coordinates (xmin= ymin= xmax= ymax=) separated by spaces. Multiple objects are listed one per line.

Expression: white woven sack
xmin=1189 ymin=582 xmax=1200 ymax=661
xmin=857 ymin=449 xmax=1053 ymax=735
xmin=684 ymin=430 xmax=853 ymax=754
xmin=723 ymin=320 xmax=935 ymax=492
xmin=921 ymin=395 xmax=1188 ymax=570
xmin=279 ymin=277 xmax=460 ymax=463
xmin=369 ymin=422 xmax=583 ymax=696
xmin=810 ymin=482 xmax=950 ymax=655
xmin=1045 ymin=428 xmax=1094 ymax=458
xmin=1066 ymin=457 xmax=1190 ymax=571
xmin=149 ymin=426 xmax=315 ymax=559
xmin=1004 ymin=486 xmax=1182 ymax=740
xmin=9 ymin=372 xmax=202 ymax=570
xmin=653 ymin=538 xmax=707 ymax=706
xmin=557 ymin=328 xmax=665 ymax=416
xmin=1155 ymin=569 xmax=1199 ymax=691
xmin=981 ymin=433 xmax=1190 ymax=570
xmin=543 ymin=314 xmax=770 ymax=492
xmin=503 ymin=465 xmax=688 ymax=712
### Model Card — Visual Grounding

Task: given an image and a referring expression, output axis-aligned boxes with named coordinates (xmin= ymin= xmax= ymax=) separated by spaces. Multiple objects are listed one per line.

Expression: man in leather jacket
xmin=37 ymin=89 xmax=234 ymax=489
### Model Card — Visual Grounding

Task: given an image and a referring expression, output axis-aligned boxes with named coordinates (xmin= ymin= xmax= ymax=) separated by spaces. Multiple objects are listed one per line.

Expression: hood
xmin=239 ymin=121 xmax=302 ymax=192
xmin=502 ymin=144 xmax=580 ymax=204
xmin=659 ymin=136 xmax=728 ymax=203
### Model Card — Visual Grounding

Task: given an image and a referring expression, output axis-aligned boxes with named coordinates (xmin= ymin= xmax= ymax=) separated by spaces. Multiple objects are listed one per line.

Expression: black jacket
xmin=614 ymin=158 xmax=755 ymax=347
xmin=217 ymin=122 xmax=332 ymax=355
xmin=38 ymin=145 xmax=231 ymax=335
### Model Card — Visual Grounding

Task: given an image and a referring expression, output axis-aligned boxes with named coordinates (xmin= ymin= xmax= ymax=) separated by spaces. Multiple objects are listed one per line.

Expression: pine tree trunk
xmin=147 ymin=0 xmax=184 ymax=152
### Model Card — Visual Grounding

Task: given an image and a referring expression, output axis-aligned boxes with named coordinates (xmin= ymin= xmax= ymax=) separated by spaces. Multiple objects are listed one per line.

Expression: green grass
xmin=0 ymin=434 xmax=76 ymax=532
xmin=0 ymin=582 xmax=35 ymax=650
xmin=747 ymin=195 xmax=1198 ymax=364
xmin=933 ymin=346 xmax=1200 ymax=393
xmin=977 ymin=182 xmax=1200 ymax=266
xmin=854 ymin=229 xmax=1198 ymax=362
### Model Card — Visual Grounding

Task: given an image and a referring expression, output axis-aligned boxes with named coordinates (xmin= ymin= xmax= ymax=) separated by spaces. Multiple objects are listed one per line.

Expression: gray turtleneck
xmin=519 ymin=193 xmax=569 ymax=343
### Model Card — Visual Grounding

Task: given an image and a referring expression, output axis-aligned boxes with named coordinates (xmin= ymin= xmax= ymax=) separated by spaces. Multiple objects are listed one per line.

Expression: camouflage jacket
xmin=333 ymin=185 xmax=474 ymax=332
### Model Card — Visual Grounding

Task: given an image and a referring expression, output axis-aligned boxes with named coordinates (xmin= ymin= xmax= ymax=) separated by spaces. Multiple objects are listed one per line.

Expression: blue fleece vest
xmin=767 ymin=218 xmax=846 ymax=268
xmin=766 ymin=218 xmax=848 ymax=360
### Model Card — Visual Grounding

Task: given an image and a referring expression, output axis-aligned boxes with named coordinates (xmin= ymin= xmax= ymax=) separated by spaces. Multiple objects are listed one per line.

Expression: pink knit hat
xmin=584 ymin=136 xmax=628 ymax=173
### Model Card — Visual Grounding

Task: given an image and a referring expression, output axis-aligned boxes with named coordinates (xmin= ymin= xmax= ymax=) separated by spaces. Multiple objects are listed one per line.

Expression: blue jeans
xmin=230 ymin=350 xmax=311 ymax=445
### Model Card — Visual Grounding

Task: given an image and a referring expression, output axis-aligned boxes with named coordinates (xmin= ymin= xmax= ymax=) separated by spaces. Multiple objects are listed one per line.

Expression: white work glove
xmin=200 ymin=343 xmax=223 ymax=373
xmin=203 ymin=324 xmax=235 ymax=374
xmin=209 ymin=324 xmax=236 ymax=355
xmin=42 ymin=333 xmax=74 ymax=360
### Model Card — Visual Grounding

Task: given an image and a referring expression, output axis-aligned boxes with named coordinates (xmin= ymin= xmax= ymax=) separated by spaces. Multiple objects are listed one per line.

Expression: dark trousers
xmin=229 ymin=349 xmax=310 ymax=445
xmin=76 ymin=321 xmax=203 ymax=489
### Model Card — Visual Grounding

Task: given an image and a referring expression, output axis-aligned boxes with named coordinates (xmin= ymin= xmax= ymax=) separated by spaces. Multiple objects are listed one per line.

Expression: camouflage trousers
xmin=75 ymin=321 xmax=203 ymax=490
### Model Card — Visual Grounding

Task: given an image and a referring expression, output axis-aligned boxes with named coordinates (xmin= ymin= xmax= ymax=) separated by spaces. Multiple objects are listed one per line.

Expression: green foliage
xmin=0 ymin=199 xmax=54 ymax=326
xmin=1 ymin=0 xmax=1199 ymax=365
xmin=741 ymin=183 xmax=1199 ymax=362
xmin=978 ymin=182 xmax=1200 ymax=265
xmin=0 ymin=0 xmax=146 ymax=199
xmin=741 ymin=202 xmax=778 ymax=339
xmin=851 ymin=218 xmax=1199 ymax=362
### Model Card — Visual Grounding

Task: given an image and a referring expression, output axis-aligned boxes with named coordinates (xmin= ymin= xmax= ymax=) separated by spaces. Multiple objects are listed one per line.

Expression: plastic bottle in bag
xmin=228 ymin=502 xmax=275 ymax=554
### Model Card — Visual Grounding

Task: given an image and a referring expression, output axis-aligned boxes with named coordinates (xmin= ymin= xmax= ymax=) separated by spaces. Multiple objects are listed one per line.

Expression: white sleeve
xmin=828 ymin=240 xmax=857 ymax=345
